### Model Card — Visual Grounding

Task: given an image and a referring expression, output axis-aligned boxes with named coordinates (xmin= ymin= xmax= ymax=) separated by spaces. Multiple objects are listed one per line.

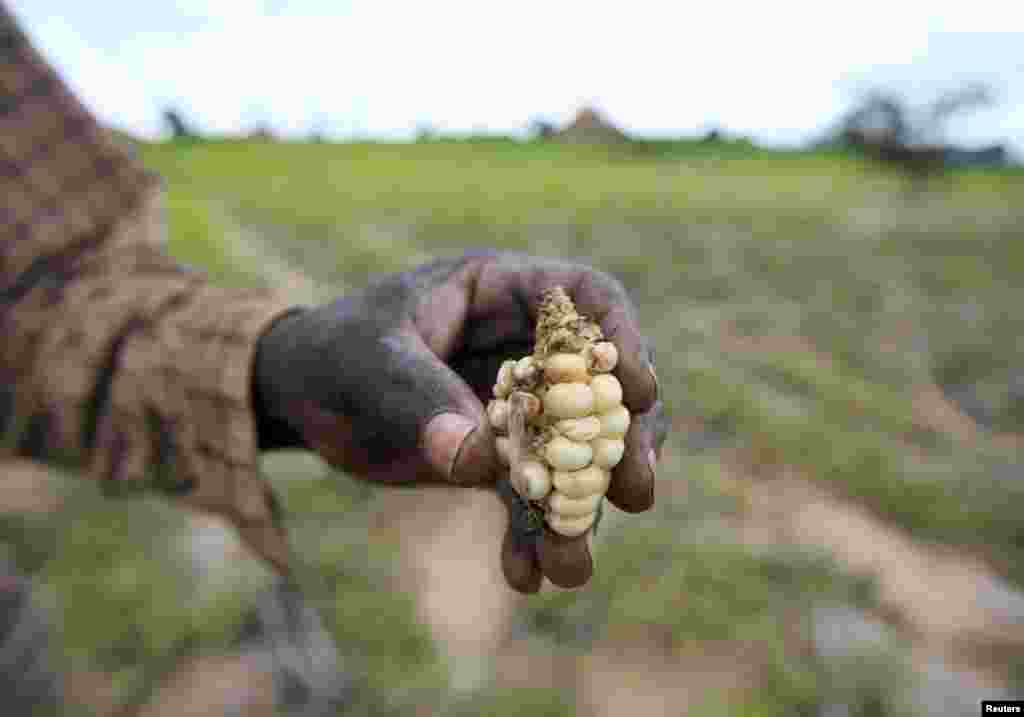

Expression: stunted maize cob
xmin=488 ymin=287 xmax=628 ymax=537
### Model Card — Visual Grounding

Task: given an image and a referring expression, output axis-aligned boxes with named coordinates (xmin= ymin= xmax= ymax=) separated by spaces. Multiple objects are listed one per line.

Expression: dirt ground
xmin=7 ymin=250 xmax=1023 ymax=716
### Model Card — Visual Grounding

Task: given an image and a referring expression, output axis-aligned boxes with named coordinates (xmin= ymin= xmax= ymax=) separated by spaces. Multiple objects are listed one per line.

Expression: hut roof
xmin=555 ymin=106 xmax=628 ymax=143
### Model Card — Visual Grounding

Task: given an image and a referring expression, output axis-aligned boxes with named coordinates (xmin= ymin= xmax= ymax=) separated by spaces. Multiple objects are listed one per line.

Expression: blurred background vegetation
xmin=3 ymin=124 xmax=1024 ymax=716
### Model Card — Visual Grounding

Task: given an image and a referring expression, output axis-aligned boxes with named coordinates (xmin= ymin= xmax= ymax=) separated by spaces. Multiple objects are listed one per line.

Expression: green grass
xmin=1 ymin=471 xmax=259 ymax=707
xmin=4 ymin=137 xmax=1020 ymax=715
xmin=140 ymin=136 xmax=1023 ymax=713
xmin=163 ymin=192 xmax=268 ymax=288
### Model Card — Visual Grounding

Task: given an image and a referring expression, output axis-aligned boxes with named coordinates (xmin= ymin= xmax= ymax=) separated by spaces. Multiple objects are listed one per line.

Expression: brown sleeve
xmin=0 ymin=5 xmax=297 ymax=574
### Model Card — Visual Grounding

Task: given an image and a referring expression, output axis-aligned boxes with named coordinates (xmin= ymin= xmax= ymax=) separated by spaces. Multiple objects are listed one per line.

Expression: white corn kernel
xmin=544 ymin=436 xmax=593 ymax=472
xmin=496 ymin=436 xmax=511 ymax=466
xmin=493 ymin=287 xmax=632 ymax=539
xmin=509 ymin=391 xmax=541 ymax=419
xmin=598 ymin=405 xmax=631 ymax=439
xmin=543 ymin=382 xmax=594 ymax=420
xmin=552 ymin=465 xmax=610 ymax=499
xmin=590 ymin=342 xmax=619 ymax=373
xmin=513 ymin=356 xmax=539 ymax=383
xmin=591 ymin=437 xmax=625 ymax=469
xmin=544 ymin=353 xmax=589 ymax=384
xmin=487 ymin=400 xmax=510 ymax=433
xmin=521 ymin=460 xmax=552 ymax=500
xmin=548 ymin=492 xmax=602 ymax=518
xmin=495 ymin=360 xmax=516 ymax=398
xmin=547 ymin=511 xmax=597 ymax=537
xmin=590 ymin=374 xmax=623 ymax=414
xmin=554 ymin=416 xmax=602 ymax=442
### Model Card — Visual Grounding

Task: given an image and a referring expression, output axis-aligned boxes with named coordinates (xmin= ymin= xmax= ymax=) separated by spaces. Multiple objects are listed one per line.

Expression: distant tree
xmin=528 ymin=117 xmax=556 ymax=140
xmin=839 ymin=91 xmax=910 ymax=147
xmin=415 ymin=122 xmax=437 ymax=142
xmin=923 ymin=82 xmax=995 ymax=144
xmin=162 ymin=107 xmax=199 ymax=140
xmin=845 ymin=128 xmax=947 ymax=188
xmin=248 ymin=125 xmax=277 ymax=141
xmin=838 ymin=82 xmax=996 ymax=150
xmin=834 ymin=82 xmax=998 ymax=190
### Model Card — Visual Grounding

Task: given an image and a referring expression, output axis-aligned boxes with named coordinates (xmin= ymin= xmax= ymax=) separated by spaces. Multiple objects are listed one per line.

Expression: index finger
xmin=466 ymin=254 xmax=658 ymax=413
xmin=569 ymin=271 xmax=659 ymax=414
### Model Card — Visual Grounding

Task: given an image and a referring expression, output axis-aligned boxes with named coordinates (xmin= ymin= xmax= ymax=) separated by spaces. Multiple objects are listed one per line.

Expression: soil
xmin=41 ymin=229 xmax=1024 ymax=715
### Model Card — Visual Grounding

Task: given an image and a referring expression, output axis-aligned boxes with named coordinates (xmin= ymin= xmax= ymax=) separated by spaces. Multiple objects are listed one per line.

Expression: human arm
xmin=0 ymin=4 xmax=297 ymax=572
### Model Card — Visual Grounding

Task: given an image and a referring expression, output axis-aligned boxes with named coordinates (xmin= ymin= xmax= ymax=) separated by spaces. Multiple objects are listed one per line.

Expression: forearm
xmin=0 ymin=5 xmax=297 ymax=573
xmin=0 ymin=2 xmax=168 ymax=458
xmin=251 ymin=307 xmax=310 ymax=452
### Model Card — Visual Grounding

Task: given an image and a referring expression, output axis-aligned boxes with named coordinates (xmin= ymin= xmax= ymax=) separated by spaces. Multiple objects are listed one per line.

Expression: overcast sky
xmin=9 ymin=2 xmax=1024 ymax=155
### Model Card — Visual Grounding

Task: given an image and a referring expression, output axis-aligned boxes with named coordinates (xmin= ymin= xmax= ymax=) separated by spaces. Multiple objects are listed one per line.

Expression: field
xmin=3 ymin=137 xmax=1023 ymax=715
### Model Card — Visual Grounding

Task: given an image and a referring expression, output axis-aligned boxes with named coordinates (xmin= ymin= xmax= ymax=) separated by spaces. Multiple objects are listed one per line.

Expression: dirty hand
xmin=252 ymin=250 xmax=667 ymax=591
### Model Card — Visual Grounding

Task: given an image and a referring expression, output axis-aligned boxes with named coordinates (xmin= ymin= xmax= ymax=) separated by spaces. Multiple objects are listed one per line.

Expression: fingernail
xmin=647 ymin=448 xmax=657 ymax=480
xmin=648 ymin=363 xmax=660 ymax=402
xmin=424 ymin=412 xmax=479 ymax=483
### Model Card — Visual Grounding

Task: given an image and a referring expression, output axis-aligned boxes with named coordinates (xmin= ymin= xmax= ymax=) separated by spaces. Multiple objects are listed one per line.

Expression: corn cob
xmin=488 ymin=287 xmax=628 ymax=537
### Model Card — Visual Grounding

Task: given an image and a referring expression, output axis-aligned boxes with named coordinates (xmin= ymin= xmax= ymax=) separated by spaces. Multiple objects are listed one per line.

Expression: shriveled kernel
xmin=544 ymin=435 xmax=593 ymax=472
xmin=548 ymin=492 xmax=602 ymax=518
xmin=543 ymin=382 xmax=594 ymax=420
xmin=494 ymin=286 xmax=632 ymax=540
xmin=495 ymin=360 xmax=516 ymax=398
xmin=590 ymin=374 xmax=623 ymax=414
xmin=552 ymin=465 xmax=610 ymax=499
xmin=521 ymin=460 xmax=552 ymax=500
xmin=598 ymin=405 xmax=631 ymax=439
xmin=509 ymin=391 xmax=541 ymax=419
xmin=496 ymin=437 xmax=511 ymax=466
xmin=513 ymin=356 xmax=539 ymax=383
xmin=591 ymin=341 xmax=619 ymax=373
xmin=554 ymin=416 xmax=602 ymax=442
xmin=546 ymin=511 xmax=596 ymax=537
xmin=487 ymin=400 xmax=510 ymax=433
xmin=591 ymin=437 xmax=625 ymax=469
xmin=544 ymin=353 xmax=589 ymax=384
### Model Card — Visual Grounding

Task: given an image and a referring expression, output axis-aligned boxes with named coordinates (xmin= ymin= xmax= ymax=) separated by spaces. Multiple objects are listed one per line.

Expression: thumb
xmin=392 ymin=330 xmax=499 ymax=485
xmin=422 ymin=410 xmax=497 ymax=485
xmin=270 ymin=318 xmax=499 ymax=485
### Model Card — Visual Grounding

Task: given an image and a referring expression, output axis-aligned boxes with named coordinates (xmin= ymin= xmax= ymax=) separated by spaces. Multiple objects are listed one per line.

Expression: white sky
xmin=9 ymin=2 xmax=1024 ymax=155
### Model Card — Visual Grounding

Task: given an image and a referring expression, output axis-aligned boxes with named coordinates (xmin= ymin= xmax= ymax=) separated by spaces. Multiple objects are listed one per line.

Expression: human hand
xmin=252 ymin=250 xmax=668 ymax=591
